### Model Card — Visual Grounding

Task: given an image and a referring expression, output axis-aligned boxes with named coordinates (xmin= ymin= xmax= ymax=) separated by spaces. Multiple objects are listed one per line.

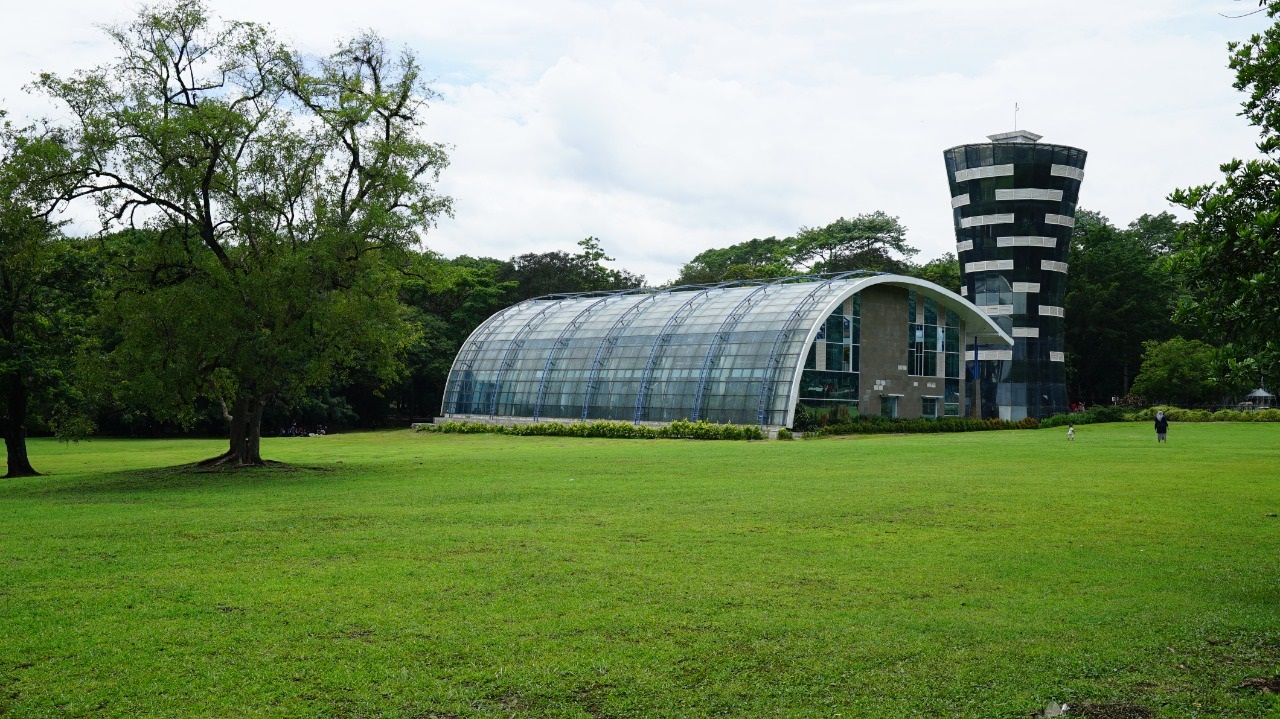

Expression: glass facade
xmin=906 ymin=293 xmax=963 ymax=417
xmin=798 ymin=295 xmax=860 ymax=424
xmin=943 ymin=131 xmax=1086 ymax=420
xmin=444 ymin=274 xmax=881 ymax=427
xmin=442 ymin=274 xmax=1010 ymax=428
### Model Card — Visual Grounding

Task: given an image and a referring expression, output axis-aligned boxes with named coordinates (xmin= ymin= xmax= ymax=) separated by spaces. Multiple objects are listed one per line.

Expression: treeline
xmin=0 ymin=0 xmax=659 ymax=475
xmin=10 ymin=234 xmax=644 ymax=436
xmin=669 ymin=211 xmax=961 ymax=290
xmin=5 ymin=0 xmax=1280 ymax=477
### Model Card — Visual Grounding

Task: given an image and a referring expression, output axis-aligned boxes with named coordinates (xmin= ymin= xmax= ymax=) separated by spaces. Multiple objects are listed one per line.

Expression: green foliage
xmin=35 ymin=2 xmax=452 ymax=463
xmin=1129 ymin=337 xmax=1221 ymax=407
xmin=0 ymin=111 xmax=96 ymax=477
xmin=807 ymin=414 xmax=1037 ymax=436
xmin=672 ymin=213 xmax=923 ymax=286
xmin=502 ymin=237 xmax=644 ymax=301
xmin=673 ymin=236 xmax=795 ymax=285
xmin=424 ymin=418 xmax=765 ymax=440
xmin=775 ymin=427 xmax=793 ymax=440
xmin=793 ymin=211 xmax=917 ymax=274
xmin=1130 ymin=405 xmax=1280 ymax=423
xmin=1040 ymin=405 xmax=1130 ymax=429
xmin=1064 ymin=210 xmax=1182 ymax=404
xmin=901 ymin=252 xmax=961 ymax=292
xmin=791 ymin=402 xmax=820 ymax=432
xmin=1167 ymin=10 xmax=1280 ymax=389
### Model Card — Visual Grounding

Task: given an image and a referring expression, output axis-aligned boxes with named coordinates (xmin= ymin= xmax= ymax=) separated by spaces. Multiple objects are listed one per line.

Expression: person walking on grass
xmin=1067 ymin=424 xmax=1075 ymax=441
xmin=1154 ymin=410 xmax=1169 ymax=443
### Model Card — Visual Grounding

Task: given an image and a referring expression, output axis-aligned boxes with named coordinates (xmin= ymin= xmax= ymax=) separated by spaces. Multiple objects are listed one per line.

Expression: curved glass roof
xmin=442 ymin=272 xmax=1013 ymax=427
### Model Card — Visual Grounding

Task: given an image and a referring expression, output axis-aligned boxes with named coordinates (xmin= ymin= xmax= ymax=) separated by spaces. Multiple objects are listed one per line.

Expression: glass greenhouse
xmin=440 ymin=272 xmax=1012 ymax=428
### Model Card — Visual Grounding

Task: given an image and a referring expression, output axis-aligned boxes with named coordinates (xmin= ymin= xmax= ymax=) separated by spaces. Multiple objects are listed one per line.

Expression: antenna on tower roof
xmin=1014 ymin=102 xmax=1020 ymax=131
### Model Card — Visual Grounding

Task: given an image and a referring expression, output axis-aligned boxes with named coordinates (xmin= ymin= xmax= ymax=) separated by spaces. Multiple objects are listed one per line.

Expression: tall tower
xmin=943 ymin=130 xmax=1086 ymax=420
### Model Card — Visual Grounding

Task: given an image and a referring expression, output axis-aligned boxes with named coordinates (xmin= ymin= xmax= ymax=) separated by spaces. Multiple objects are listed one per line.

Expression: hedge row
xmin=420 ymin=418 xmax=765 ymax=440
xmin=807 ymin=415 xmax=1039 ymax=437
xmin=1130 ymin=406 xmax=1280 ymax=423
xmin=1039 ymin=405 xmax=1128 ymax=428
xmin=420 ymin=405 xmax=1279 ymax=442
xmin=1040 ymin=405 xmax=1280 ymax=427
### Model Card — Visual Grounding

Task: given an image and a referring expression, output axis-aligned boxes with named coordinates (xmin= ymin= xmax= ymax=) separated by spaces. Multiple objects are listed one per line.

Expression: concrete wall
xmin=856 ymin=285 xmax=960 ymax=419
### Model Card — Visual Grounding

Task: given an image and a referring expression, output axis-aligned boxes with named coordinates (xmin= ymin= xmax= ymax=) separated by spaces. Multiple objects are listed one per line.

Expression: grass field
xmin=1 ymin=423 xmax=1278 ymax=718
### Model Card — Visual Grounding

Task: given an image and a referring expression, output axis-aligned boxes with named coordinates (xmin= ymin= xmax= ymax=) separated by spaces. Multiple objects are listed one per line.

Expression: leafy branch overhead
xmin=1170 ymin=1 xmax=1280 ymax=387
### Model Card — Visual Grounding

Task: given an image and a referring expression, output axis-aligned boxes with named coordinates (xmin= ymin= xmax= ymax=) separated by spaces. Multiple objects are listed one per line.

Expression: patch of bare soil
xmin=183 ymin=459 xmax=295 ymax=473
xmin=1238 ymin=675 xmax=1280 ymax=694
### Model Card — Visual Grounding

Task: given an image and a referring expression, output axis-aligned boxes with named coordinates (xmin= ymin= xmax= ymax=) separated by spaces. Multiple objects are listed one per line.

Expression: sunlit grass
xmin=1 ymin=424 xmax=1278 ymax=717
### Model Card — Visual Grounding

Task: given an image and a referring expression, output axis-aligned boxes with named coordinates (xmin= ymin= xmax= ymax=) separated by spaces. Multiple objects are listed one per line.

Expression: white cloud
xmin=1 ymin=0 xmax=1270 ymax=282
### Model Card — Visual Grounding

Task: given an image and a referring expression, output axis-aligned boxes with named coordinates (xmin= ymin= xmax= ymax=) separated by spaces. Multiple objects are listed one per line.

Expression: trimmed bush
xmin=807 ymin=415 xmax=1037 ymax=437
xmin=420 ymin=419 xmax=764 ymax=440
xmin=776 ymin=428 xmax=794 ymax=440
xmin=1130 ymin=405 xmax=1280 ymax=422
xmin=1042 ymin=405 xmax=1129 ymax=428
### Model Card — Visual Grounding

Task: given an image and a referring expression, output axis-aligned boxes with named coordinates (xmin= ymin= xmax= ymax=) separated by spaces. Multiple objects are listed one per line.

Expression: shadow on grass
xmin=12 ymin=460 xmax=343 ymax=499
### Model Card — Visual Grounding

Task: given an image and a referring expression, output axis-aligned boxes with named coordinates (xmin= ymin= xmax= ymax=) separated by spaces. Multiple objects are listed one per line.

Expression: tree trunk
xmin=3 ymin=373 xmax=40 ymax=478
xmin=245 ymin=399 xmax=265 ymax=465
xmin=200 ymin=395 xmax=267 ymax=467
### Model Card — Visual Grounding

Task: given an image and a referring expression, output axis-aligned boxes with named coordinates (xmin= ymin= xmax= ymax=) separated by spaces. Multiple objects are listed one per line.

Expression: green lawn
xmin=1 ymin=424 xmax=1278 ymax=718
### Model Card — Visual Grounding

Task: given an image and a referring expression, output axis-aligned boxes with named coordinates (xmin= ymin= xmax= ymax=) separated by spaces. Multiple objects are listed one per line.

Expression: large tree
xmin=501 ymin=237 xmax=643 ymax=301
xmin=1063 ymin=210 xmax=1180 ymax=404
xmin=902 ymin=252 xmax=960 ymax=293
xmin=792 ymin=211 xmax=917 ymax=274
xmin=1129 ymin=337 xmax=1221 ymax=407
xmin=671 ymin=212 xmax=919 ymax=286
xmin=1168 ymin=3 xmax=1280 ymax=389
xmin=0 ymin=115 xmax=83 ymax=477
xmin=672 ymin=236 xmax=794 ymax=285
xmin=37 ymin=1 xmax=451 ymax=466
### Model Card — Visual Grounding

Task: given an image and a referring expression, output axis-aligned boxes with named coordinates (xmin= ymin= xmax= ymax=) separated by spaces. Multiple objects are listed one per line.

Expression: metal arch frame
xmin=577 ymin=281 xmax=753 ymax=421
xmin=440 ymin=303 xmax=524 ymax=415
xmin=773 ymin=275 xmax=1016 ymax=428
xmin=687 ymin=277 xmax=804 ymax=421
xmin=754 ymin=271 xmax=880 ymax=427
xmin=579 ymin=292 xmax=667 ymax=421
xmin=631 ymin=285 xmax=726 ymax=425
xmin=531 ymin=290 xmax=646 ymax=421
xmin=487 ymin=297 xmax=571 ymax=417
xmin=442 ymin=271 xmax=1015 ymax=426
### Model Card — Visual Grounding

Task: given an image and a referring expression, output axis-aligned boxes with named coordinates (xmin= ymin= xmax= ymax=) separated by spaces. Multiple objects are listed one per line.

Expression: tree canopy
xmin=0 ymin=113 xmax=93 ymax=477
xmin=1169 ymin=3 xmax=1280 ymax=390
xmin=792 ymin=212 xmax=917 ymax=274
xmin=35 ymin=0 xmax=452 ymax=465
xmin=1063 ymin=210 xmax=1183 ymax=404
xmin=671 ymin=212 xmax=918 ymax=286
xmin=1129 ymin=337 xmax=1221 ymax=407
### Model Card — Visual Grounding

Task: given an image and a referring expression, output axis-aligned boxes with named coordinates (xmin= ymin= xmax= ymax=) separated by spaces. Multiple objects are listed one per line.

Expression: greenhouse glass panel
xmin=441 ymin=273 xmax=1011 ymax=427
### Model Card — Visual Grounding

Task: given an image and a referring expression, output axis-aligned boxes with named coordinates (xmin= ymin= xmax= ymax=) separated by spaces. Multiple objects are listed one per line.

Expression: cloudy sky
xmin=0 ymin=0 xmax=1272 ymax=283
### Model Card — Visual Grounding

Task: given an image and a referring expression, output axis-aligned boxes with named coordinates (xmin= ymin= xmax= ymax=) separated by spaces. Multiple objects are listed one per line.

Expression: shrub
xmin=1130 ymin=406 xmax=1280 ymax=422
xmin=1088 ymin=405 xmax=1127 ymax=423
xmin=1247 ymin=408 xmax=1280 ymax=422
xmin=1045 ymin=406 xmax=1129 ymax=428
xmin=428 ymin=419 xmax=762 ymax=440
xmin=776 ymin=428 xmax=793 ymax=440
xmin=791 ymin=404 xmax=819 ymax=432
xmin=807 ymin=415 xmax=1030 ymax=437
